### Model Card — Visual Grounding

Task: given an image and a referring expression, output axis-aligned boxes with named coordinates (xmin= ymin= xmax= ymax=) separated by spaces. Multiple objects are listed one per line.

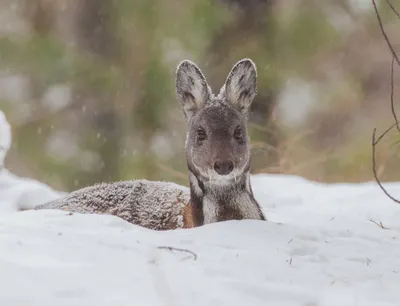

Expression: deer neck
xmin=187 ymin=170 xmax=265 ymax=226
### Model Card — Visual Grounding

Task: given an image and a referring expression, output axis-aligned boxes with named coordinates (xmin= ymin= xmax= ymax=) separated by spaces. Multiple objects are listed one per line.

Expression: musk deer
xmin=35 ymin=59 xmax=266 ymax=230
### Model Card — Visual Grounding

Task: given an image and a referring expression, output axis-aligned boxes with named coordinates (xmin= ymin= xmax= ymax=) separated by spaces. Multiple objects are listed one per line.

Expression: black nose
xmin=214 ymin=160 xmax=234 ymax=175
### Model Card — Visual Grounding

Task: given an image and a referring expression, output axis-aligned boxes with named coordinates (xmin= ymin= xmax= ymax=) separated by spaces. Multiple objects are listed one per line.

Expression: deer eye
xmin=197 ymin=128 xmax=207 ymax=141
xmin=234 ymin=127 xmax=243 ymax=140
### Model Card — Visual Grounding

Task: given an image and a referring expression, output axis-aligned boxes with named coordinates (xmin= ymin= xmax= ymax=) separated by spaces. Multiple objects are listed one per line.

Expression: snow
xmin=0 ymin=174 xmax=400 ymax=305
xmin=1 ymin=111 xmax=400 ymax=305
xmin=0 ymin=110 xmax=11 ymax=165
xmin=0 ymin=168 xmax=65 ymax=212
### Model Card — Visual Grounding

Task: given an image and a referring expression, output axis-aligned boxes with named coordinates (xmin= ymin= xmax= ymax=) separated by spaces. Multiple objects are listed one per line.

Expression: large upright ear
xmin=176 ymin=60 xmax=211 ymax=122
xmin=224 ymin=59 xmax=257 ymax=118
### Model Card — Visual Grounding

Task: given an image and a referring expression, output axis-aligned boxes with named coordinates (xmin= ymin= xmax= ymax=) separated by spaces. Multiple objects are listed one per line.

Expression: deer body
xmin=35 ymin=180 xmax=192 ymax=230
xmin=35 ymin=59 xmax=266 ymax=230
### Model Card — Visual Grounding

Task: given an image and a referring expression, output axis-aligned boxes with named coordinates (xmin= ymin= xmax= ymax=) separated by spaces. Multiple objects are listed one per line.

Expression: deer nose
xmin=214 ymin=160 xmax=234 ymax=175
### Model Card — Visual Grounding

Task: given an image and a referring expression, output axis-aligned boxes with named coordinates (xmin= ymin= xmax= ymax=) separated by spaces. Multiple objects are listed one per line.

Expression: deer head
xmin=176 ymin=59 xmax=257 ymax=185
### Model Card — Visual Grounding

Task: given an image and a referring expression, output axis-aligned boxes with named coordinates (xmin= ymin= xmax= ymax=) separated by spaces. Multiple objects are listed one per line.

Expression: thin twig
xmin=373 ymin=0 xmax=400 ymax=132
xmin=157 ymin=246 xmax=198 ymax=261
xmin=372 ymin=128 xmax=400 ymax=204
xmin=390 ymin=56 xmax=400 ymax=131
xmin=371 ymin=0 xmax=400 ymax=204
xmin=370 ymin=219 xmax=390 ymax=230
xmin=373 ymin=122 xmax=399 ymax=146
xmin=386 ymin=0 xmax=400 ymax=20
xmin=372 ymin=0 xmax=400 ymax=66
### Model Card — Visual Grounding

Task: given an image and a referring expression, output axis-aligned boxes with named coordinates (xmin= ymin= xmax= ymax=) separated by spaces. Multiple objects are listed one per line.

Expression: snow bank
xmin=0 ymin=110 xmax=11 ymax=166
xmin=0 ymin=110 xmax=64 ymax=211
xmin=1 ymin=173 xmax=400 ymax=306
xmin=0 ymin=168 xmax=65 ymax=212
xmin=2 ymin=110 xmax=400 ymax=305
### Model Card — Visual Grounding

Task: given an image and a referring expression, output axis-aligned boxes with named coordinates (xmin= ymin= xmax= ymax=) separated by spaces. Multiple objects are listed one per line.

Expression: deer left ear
xmin=223 ymin=59 xmax=257 ymax=118
xmin=176 ymin=60 xmax=211 ymax=122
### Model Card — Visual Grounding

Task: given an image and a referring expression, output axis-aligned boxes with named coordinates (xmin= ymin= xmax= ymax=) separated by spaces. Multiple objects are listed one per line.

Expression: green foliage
xmin=2 ymin=0 xmax=394 ymax=190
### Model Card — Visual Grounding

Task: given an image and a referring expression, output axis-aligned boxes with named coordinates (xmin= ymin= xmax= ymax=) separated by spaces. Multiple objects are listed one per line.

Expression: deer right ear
xmin=176 ymin=60 xmax=211 ymax=122
xmin=224 ymin=59 xmax=257 ymax=119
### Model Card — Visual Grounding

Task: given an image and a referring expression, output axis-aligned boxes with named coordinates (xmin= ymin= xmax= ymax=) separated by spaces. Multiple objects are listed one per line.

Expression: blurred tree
xmin=206 ymin=0 xmax=281 ymax=172
xmin=2 ymin=0 xmax=399 ymax=190
xmin=75 ymin=0 xmax=121 ymax=185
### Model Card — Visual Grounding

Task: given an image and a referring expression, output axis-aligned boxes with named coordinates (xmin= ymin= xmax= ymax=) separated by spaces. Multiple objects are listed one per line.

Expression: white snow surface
xmin=0 ymin=168 xmax=65 ymax=212
xmin=2 ymin=110 xmax=400 ymax=305
xmin=1 ymin=174 xmax=400 ymax=306
xmin=0 ymin=110 xmax=11 ymax=165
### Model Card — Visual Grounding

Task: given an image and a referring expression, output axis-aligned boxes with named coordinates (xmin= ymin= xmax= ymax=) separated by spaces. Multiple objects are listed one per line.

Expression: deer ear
xmin=224 ymin=59 xmax=257 ymax=118
xmin=176 ymin=60 xmax=211 ymax=122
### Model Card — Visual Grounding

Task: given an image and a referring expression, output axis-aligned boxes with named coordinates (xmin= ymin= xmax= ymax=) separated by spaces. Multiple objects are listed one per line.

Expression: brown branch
xmin=370 ymin=219 xmax=390 ymax=230
xmin=386 ymin=0 xmax=400 ymax=20
xmin=373 ymin=0 xmax=400 ymax=130
xmin=371 ymin=0 xmax=400 ymax=204
xmin=372 ymin=0 xmax=400 ymax=66
xmin=372 ymin=128 xmax=400 ymax=204
xmin=373 ymin=122 xmax=398 ymax=146
xmin=390 ymin=56 xmax=400 ymax=131
xmin=157 ymin=246 xmax=198 ymax=261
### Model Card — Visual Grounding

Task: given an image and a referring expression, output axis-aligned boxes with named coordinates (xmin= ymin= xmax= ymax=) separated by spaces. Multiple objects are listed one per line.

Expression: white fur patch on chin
xmin=204 ymin=172 xmax=240 ymax=187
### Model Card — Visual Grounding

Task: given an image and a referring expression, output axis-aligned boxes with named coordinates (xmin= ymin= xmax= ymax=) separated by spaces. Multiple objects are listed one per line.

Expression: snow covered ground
xmin=0 ymin=174 xmax=400 ymax=306
xmin=1 ymin=111 xmax=400 ymax=305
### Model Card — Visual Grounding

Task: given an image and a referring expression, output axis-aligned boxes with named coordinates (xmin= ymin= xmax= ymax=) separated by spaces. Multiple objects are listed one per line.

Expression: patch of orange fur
xmin=182 ymin=201 xmax=195 ymax=228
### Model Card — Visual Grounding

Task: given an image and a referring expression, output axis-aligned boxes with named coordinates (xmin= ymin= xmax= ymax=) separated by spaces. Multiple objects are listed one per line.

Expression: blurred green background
xmin=1 ymin=0 xmax=399 ymax=192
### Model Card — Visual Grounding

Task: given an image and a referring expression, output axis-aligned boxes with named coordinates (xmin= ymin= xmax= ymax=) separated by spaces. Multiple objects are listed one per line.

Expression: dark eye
xmin=234 ymin=127 xmax=243 ymax=140
xmin=197 ymin=128 xmax=207 ymax=141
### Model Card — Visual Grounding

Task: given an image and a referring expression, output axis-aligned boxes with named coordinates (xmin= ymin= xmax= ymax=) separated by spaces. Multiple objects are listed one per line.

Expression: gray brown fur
xmin=35 ymin=180 xmax=190 ymax=230
xmin=176 ymin=59 xmax=265 ymax=225
xmin=36 ymin=59 xmax=266 ymax=230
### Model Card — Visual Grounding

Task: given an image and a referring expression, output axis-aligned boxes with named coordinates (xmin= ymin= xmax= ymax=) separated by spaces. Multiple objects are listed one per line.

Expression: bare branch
xmin=390 ymin=56 xmax=400 ymax=131
xmin=372 ymin=128 xmax=400 ymax=204
xmin=386 ymin=0 xmax=400 ymax=20
xmin=373 ymin=122 xmax=400 ymax=146
xmin=371 ymin=0 xmax=400 ymax=203
xmin=157 ymin=246 xmax=198 ymax=261
xmin=369 ymin=219 xmax=390 ymax=230
xmin=372 ymin=0 xmax=400 ymax=66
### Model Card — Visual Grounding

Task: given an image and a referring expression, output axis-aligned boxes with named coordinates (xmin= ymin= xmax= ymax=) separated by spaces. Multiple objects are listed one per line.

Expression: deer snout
xmin=214 ymin=160 xmax=234 ymax=175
